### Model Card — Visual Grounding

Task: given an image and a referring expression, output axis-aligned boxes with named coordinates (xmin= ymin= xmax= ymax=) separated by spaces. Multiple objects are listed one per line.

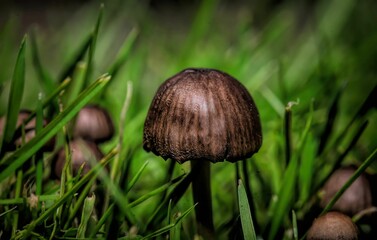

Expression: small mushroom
xmin=307 ymin=211 xmax=359 ymax=240
xmin=52 ymin=138 xmax=104 ymax=179
xmin=320 ymin=166 xmax=372 ymax=216
xmin=0 ymin=110 xmax=55 ymax=151
xmin=73 ymin=105 xmax=114 ymax=143
xmin=143 ymin=68 xmax=262 ymax=238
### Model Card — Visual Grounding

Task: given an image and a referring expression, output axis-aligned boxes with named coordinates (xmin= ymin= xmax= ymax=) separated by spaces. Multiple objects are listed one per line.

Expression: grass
xmin=1 ymin=0 xmax=377 ymax=239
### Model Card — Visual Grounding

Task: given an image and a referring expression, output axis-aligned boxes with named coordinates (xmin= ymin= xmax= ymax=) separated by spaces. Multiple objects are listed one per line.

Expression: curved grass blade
xmin=0 ymin=75 xmax=111 ymax=182
xmin=58 ymin=35 xmax=91 ymax=82
xmin=77 ymin=194 xmax=96 ymax=238
xmin=238 ymin=179 xmax=257 ymax=240
xmin=83 ymin=4 xmax=104 ymax=87
xmin=30 ymin=30 xmax=55 ymax=93
xmin=141 ymin=204 xmax=197 ymax=240
xmin=0 ymin=36 xmax=26 ymax=152
xmin=107 ymin=28 xmax=139 ymax=78
xmin=292 ymin=210 xmax=298 ymax=240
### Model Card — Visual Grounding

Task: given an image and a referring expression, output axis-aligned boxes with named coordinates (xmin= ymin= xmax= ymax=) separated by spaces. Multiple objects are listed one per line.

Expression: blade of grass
xmin=0 ymin=75 xmax=111 ymax=182
xmin=268 ymin=101 xmax=312 ymax=240
xmin=77 ymin=194 xmax=96 ymax=238
xmin=107 ymin=28 xmax=139 ymax=78
xmin=292 ymin=210 xmax=298 ymax=240
xmin=0 ymin=35 xmax=26 ymax=152
xmin=238 ymin=179 xmax=257 ymax=240
xmin=129 ymin=174 xmax=186 ymax=208
xmin=145 ymin=171 xmax=192 ymax=230
xmin=10 ymin=78 xmax=71 ymax=146
xmin=58 ymin=35 xmax=91 ymax=82
xmin=83 ymin=4 xmax=104 ymax=87
xmin=30 ymin=29 xmax=55 ymax=93
xmin=141 ymin=204 xmax=197 ymax=240
xmin=62 ymin=62 xmax=87 ymax=106
xmin=35 ymin=93 xmax=44 ymax=196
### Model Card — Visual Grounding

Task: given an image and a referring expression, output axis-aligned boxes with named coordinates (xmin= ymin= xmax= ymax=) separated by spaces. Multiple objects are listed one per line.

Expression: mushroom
xmin=320 ymin=166 xmax=372 ymax=216
xmin=143 ymin=68 xmax=262 ymax=238
xmin=307 ymin=211 xmax=359 ymax=240
xmin=0 ymin=109 xmax=55 ymax=151
xmin=52 ymin=138 xmax=104 ymax=179
xmin=73 ymin=105 xmax=114 ymax=143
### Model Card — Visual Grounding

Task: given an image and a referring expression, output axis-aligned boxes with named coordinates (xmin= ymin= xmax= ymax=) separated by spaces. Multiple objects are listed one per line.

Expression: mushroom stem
xmin=191 ymin=160 xmax=215 ymax=239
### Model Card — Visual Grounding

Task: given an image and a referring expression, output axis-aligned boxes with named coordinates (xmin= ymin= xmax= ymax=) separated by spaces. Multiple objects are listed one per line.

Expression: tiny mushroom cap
xmin=307 ymin=211 xmax=359 ymax=240
xmin=143 ymin=68 xmax=262 ymax=164
xmin=320 ymin=166 xmax=372 ymax=216
xmin=0 ymin=110 xmax=55 ymax=151
xmin=73 ymin=105 xmax=114 ymax=143
xmin=52 ymin=138 xmax=104 ymax=179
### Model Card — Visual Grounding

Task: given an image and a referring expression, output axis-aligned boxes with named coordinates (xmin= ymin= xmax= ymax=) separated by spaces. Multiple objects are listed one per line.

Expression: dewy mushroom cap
xmin=143 ymin=68 xmax=262 ymax=163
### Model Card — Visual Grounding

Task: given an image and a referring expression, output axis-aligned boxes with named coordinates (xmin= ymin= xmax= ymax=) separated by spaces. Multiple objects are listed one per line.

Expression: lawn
xmin=0 ymin=0 xmax=376 ymax=239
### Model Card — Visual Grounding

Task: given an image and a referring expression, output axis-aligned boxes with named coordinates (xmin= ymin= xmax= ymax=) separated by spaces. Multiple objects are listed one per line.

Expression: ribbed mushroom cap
xmin=143 ymin=68 xmax=262 ymax=163
xmin=307 ymin=212 xmax=359 ymax=240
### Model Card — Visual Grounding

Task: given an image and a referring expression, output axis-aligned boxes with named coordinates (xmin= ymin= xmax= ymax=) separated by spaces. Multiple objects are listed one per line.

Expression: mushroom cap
xmin=0 ymin=110 xmax=55 ymax=151
xmin=52 ymin=138 xmax=104 ymax=179
xmin=307 ymin=211 xmax=359 ymax=240
xmin=320 ymin=166 xmax=372 ymax=216
xmin=73 ymin=105 xmax=114 ymax=143
xmin=143 ymin=68 xmax=262 ymax=163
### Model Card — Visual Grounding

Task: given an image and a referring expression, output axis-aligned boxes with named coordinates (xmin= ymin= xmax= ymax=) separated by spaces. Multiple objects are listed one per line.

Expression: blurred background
xmin=0 ymin=0 xmax=376 ymax=238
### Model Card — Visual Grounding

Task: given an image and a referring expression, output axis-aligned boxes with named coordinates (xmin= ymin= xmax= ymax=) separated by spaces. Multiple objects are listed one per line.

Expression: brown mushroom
xmin=307 ymin=211 xmax=359 ymax=240
xmin=320 ymin=166 xmax=372 ymax=216
xmin=52 ymin=138 xmax=104 ymax=179
xmin=0 ymin=110 xmax=55 ymax=151
xmin=143 ymin=68 xmax=262 ymax=238
xmin=73 ymin=105 xmax=114 ymax=143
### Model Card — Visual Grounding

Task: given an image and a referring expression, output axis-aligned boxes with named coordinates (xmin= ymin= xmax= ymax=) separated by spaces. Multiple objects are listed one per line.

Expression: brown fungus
xmin=73 ymin=105 xmax=114 ymax=143
xmin=52 ymin=138 xmax=104 ymax=179
xmin=0 ymin=110 xmax=55 ymax=151
xmin=143 ymin=68 xmax=262 ymax=163
xmin=307 ymin=212 xmax=359 ymax=240
xmin=143 ymin=68 xmax=262 ymax=239
xmin=320 ymin=166 xmax=372 ymax=216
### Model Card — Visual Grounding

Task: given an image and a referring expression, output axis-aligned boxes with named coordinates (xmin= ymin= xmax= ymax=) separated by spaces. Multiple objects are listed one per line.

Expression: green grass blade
xmin=11 ymin=78 xmax=71 ymax=139
xmin=84 ymin=4 xmax=103 ymax=86
xmin=30 ymin=30 xmax=55 ymax=93
xmin=129 ymin=174 xmax=186 ymax=208
xmin=62 ymin=62 xmax=87 ymax=106
xmin=77 ymin=194 xmax=96 ymax=238
xmin=141 ymin=204 xmax=197 ymax=240
xmin=35 ymin=93 xmax=44 ymax=196
xmin=58 ymin=35 xmax=91 ymax=82
xmin=238 ymin=179 xmax=257 ymax=240
xmin=0 ymin=35 xmax=26 ymax=152
xmin=0 ymin=75 xmax=111 ymax=182
xmin=126 ymin=160 xmax=149 ymax=193
xmin=108 ymin=28 xmax=139 ymax=78
xmin=292 ymin=210 xmax=298 ymax=240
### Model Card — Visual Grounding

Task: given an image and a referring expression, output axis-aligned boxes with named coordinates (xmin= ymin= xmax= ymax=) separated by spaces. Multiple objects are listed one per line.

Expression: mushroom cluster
xmin=52 ymin=105 xmax=114 ymax=179
xmin=143 ymin=68 xmax=262 ymax=238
